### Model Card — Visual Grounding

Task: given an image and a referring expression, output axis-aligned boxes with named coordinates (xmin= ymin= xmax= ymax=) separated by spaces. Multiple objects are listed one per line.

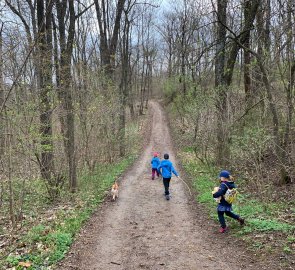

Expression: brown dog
xmin=111 ymin=181 xmax=119 ymax=201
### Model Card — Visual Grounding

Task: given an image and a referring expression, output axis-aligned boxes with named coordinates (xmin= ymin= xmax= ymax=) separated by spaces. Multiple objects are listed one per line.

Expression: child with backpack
xmin=151 ymin=152 xmax=160 ymax=180
xmin=212 ymin=170 xmax=245 ymax=233
xmin=157 ymin=153 xmax=179 ymax=200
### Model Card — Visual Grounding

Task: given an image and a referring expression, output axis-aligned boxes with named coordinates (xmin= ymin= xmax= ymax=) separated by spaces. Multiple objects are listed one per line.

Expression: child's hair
xmin=229 ymin=175 xmax=235 ymax=181
xmin=164 ymin=153 xmax=169 ymax=159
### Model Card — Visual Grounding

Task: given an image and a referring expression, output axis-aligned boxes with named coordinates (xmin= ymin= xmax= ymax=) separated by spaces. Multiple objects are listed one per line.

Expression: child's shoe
xmin=238 ymin=217 xmax=245 ymax=226
xmin=219 ymin=227 xmax=228 ymax=233
xmin=165 ymin=195 xmax=170 ymax=200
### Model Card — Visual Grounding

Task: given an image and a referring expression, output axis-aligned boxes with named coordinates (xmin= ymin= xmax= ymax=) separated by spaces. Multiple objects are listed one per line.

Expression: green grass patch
xmin=243 ymin=218 xmax=294 ymax=233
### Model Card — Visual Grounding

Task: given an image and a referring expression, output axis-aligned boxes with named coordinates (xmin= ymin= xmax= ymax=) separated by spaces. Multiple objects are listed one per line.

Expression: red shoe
xmin=219 ymin=227 xmax=228 ymax=233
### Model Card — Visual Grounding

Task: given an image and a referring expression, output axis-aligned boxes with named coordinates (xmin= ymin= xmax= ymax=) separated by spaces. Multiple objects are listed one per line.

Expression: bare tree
xmin=215 ymin=0 xmax=228 ymax=166
xmin=94 ymin=0 xmax=126 ymax=75
xmin=37 ymin=0 xmax=56 ymax=195
xmin=5 ymin=0 xmax=58 ymax=197
xmin=55 ymin=0 xmax=77 ymax=192
xmin=214 ymin=0 xmax=259 ymax=165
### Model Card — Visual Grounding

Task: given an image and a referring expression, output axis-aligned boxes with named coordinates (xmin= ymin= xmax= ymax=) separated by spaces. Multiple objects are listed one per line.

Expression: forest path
xmin=58 ymin=101 xmax=261 ymax=270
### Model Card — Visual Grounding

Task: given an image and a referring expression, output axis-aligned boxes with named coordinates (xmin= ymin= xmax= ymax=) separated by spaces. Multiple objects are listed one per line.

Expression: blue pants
xmin=163 ymin=177 xmax=171 ymax=195
xmin=218 ymin=211 xmax=239 ymax=228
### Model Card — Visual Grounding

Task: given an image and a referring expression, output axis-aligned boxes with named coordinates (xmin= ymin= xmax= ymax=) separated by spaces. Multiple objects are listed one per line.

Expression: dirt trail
xmin=58 ymin=101 xmax=262 ymax=270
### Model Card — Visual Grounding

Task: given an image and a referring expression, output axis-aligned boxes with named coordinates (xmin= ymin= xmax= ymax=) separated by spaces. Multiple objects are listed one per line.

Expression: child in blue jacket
xmin=213 ymin=170 xmax=245 ymax=233
xmin=151 ymin=152 xmax=160 ymax=180
xmin=157 ymin=153 xmax=179 ymax=200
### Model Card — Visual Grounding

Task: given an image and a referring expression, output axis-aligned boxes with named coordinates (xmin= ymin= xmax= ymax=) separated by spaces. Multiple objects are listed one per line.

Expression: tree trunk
xmin=243 ymin=0 xmax=252 ymax=105
xmin=94 ymin=0 xmax=127 ymax=157
xmin=180 ymin=16 xmax=187 ymax=95
xmin=215 ymin=0 xmax=228 ymax=166
xmin=224 ymin=0 xmax=259 ymax=87
xmin=37 ymin=0 xmax=55 ymax=193
xmin=7 ymin=129 xmax=15 ymax=228
xmin=280 ymin=0 xmax=294 ymax=184
xmin=94 ymin=0 xmax=126 ymax=75
xmin=0 ymin=24 xmax=4 ymax=157
xmin=215 ymin=0 xmax=259 ymax=165
xmin=253 ymin=3 xmax=264 ymax=104
xmin=118 ymin=16 xmax=131 ymax=157
xmin=0 ymin=25 xmax=4 ymax=208
xmin=56 ymin=0 xmax=77 ymax=192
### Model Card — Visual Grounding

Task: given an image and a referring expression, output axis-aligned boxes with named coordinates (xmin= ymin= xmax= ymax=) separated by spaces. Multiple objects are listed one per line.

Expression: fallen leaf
xmin=18 ymin=262 xmax=31 ymax=268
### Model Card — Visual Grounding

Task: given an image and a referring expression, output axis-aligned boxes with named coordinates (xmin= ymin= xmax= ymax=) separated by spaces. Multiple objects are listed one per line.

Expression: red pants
xmin=152 ymin=168 xmax=159 ymax=179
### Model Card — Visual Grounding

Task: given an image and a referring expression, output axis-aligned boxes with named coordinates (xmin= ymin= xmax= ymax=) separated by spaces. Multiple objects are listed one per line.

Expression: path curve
xmin=58 ymin=101 xmax=262 ymax=270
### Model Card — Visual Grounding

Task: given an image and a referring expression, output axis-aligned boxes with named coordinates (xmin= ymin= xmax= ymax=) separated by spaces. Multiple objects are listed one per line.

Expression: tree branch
xmin=75 ymin=2 xmax=95 ymax=19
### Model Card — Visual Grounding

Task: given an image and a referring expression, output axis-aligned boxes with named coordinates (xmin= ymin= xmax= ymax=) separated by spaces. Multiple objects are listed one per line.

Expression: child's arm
xmin=171 ymin=165 xmax=179 ymax=177
xmin=212 ymin=184 xmax=227 ymax=198
xmin=157 ymin=164 xmax=162 ymax=174
xmin=156 ymin=158 xmax=160 ymax=166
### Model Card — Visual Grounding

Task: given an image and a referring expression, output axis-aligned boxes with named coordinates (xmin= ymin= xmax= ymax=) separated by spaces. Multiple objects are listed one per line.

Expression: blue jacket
xmin=157 ymin=159 xmax=178 ymax=178
xmin=151 ymin=157 xmax=160 ymax=169
xmin=213 ymin=181 xmax=236 ymax=209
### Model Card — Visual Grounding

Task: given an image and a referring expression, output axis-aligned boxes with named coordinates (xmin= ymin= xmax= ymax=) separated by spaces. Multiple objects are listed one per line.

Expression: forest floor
xmin=57 ymin=101 xmax=287 ymax=270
